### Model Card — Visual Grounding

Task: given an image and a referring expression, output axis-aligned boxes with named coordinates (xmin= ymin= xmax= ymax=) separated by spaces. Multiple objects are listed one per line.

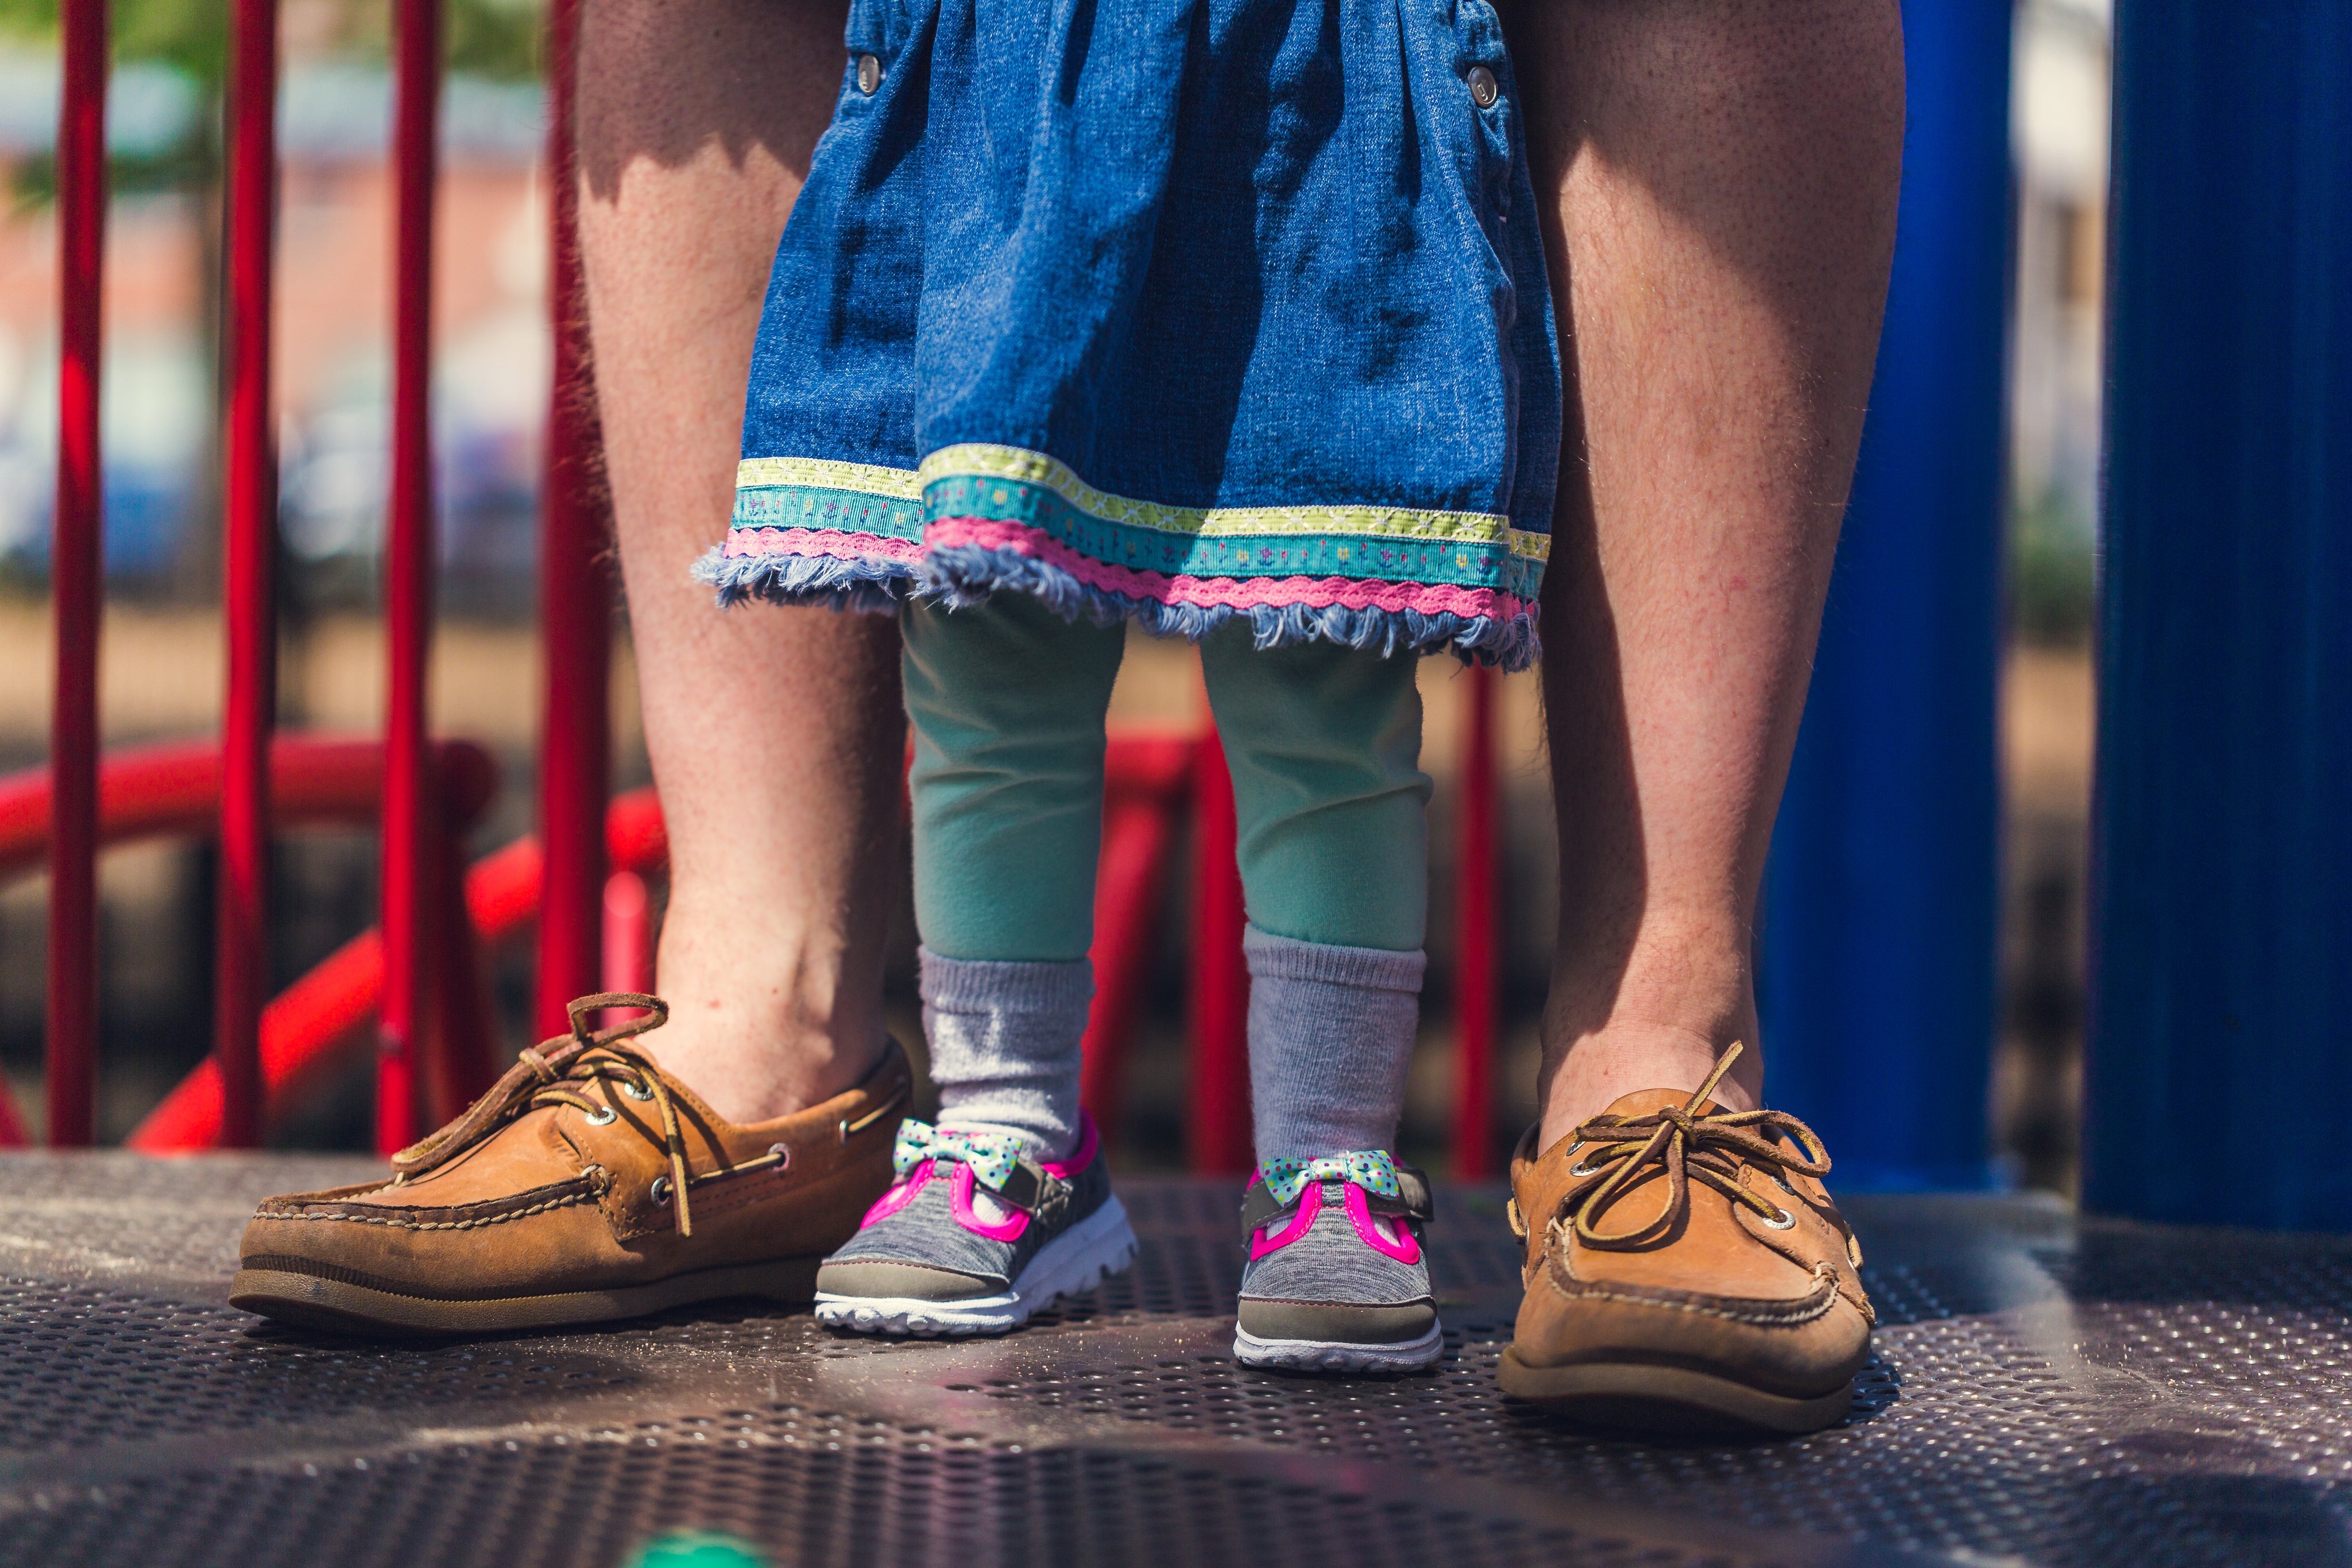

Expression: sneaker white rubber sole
xmin=1233 ymin=1319 xmax=1445 ymax=1374
xmin=814 ymin=1197 xmax=1138 ymax=1338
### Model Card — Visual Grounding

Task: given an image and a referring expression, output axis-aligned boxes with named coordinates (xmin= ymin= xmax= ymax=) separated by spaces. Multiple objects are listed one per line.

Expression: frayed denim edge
xmin=694 ymin=545 xmax=911 ymax=615
xmin=921 ymin=544 xmax=1541 ymax=671
xmin=693 ymin=542 xmax=1541 ymax=669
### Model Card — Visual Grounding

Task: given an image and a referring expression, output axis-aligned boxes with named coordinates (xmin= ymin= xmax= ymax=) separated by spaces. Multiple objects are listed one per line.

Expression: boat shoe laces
xmin=386 ymin=992 xmax=707 ymax=1236
xmin=1558 ymin=1043 xmax=1842 ymax=1253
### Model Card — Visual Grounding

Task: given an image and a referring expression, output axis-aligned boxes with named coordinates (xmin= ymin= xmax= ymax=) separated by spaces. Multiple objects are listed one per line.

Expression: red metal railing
xmin=533 ymin=0 xmax=613 ymax=1043
xmin=28 ymin=0 xmax=1511 ymax=1175
xmin=1187 ymin=733 xmax=1252 ymax=1172
xmin=45 ymin=0 xmax=106 ymax=1150
xmin=215 ymin=0 xmax=280 ymax=1150
xmin=1 ymin=738 xmax=499 ymax=1145
xmin=377 ymin=0 xmax=442 ymax=1155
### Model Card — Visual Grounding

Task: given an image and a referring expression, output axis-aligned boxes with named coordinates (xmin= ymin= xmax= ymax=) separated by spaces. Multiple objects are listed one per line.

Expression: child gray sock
xmin=1244 ymin=924 xmax=1427 ymax=1163
xmin=919 ymin=947 xmax=1093 ymax=1162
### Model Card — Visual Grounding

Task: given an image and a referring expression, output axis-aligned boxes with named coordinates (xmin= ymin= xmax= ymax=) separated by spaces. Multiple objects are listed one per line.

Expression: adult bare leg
xmin=1511 ymin=0 xmax=1905 ymax=1143
xmin=579 ymin=0 xmax=904 ymax=1122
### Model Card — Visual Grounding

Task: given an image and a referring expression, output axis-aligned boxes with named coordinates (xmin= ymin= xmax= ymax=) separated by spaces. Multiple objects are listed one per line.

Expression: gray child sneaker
xmin=1235 ymin=1151 xmax=1443 ymax=1372
xmin=814 ymin=1113 xmax=1136 ymax=1336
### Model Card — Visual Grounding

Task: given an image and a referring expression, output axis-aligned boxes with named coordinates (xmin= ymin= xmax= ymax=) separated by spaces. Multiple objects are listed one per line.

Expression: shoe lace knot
xmin=1564 ymin=1043 xmax=1832 ymax=1252
xmin=389 ymin=992 xmax=702 ymax=1237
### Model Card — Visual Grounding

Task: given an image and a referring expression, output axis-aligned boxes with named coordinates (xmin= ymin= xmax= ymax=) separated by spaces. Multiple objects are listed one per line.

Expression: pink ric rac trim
xmin=1249 ymin=1181 xmax=1324 ymax=1261
xmin=724 ymin=525 xmax=926 ymax=563
xmin=948 ymin=1112 xmax=1101 ymax=1242
xmin=860 ymin=1160 xmax=933 ymax=1229
xmin=1344 ymin=1182 xmax=1421 ymax=1264
xmin=924 ymin=517 xmax=1530 ymax=622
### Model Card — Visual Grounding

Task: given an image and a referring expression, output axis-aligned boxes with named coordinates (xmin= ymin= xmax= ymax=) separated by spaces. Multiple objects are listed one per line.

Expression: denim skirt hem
xmin=702 ymin=444 xmax=1546 ymax=667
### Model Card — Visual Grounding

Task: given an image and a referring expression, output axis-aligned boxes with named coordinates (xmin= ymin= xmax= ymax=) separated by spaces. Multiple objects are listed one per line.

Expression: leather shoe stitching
xmin=1543 ymin=1250 xmax=1846 ymax=1327
xmin=254 ymin=1190 xmax=596 ymax=1232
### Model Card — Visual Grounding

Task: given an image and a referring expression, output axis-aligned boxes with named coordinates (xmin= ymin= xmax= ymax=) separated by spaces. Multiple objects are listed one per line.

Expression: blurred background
xmin=0 ymin=0 xmax=2109 ymax=1184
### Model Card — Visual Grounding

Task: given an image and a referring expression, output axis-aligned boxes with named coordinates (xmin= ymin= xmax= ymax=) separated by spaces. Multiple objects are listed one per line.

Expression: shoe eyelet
xmin=650 ymin=1176 xmax=673 ymax=1204
xmin=1568 ymin=1162 xmax=1597 ymax=1178
xmin=1764 ymin=1206 xmax=1796 ymax=1230
xmin=619 ymin=1081 xmax=653 ymax=1102
xmin=583 ymin=1105 xmax=617 ymax=1128
xmin=769 ymin=1143 xmax=791 ymax=1168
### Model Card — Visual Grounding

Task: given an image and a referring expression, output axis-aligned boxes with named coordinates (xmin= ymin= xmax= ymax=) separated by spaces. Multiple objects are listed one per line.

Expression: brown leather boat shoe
xmin=1499 ymin=1044 xmax=1873 ymax=1435
xmin=230 ymin=993 xmax=911 ymax=1335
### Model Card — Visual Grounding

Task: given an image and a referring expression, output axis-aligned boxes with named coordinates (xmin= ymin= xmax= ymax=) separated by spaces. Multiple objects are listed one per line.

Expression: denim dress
xmin=703 ymin=0 xmax=1561 ymax=669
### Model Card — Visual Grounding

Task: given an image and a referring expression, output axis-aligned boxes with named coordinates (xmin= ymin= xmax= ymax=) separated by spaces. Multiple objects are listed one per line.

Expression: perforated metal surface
xmin=4 ymin=1156 xmax=2349 ymax=1567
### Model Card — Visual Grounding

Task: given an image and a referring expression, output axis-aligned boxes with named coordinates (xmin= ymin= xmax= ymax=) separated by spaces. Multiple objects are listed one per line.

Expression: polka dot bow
xmin=1259 ymin=1151 xmax=1403 ymax=1207
xmin=893 ymin=1119 xmax=1023 ymax=1191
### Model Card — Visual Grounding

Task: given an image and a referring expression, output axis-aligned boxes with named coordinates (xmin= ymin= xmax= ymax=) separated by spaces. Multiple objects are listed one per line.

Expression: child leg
xmin=1200 ymin=624 xmax=1440 ymax=1372
xmin=815 ymin=594 xmax=1137 ymax=1338
xmin=903 ymin=593 xmax=1127 ymax=1159
xmin=1198 ymin=624 xmax=1433 ymax=1164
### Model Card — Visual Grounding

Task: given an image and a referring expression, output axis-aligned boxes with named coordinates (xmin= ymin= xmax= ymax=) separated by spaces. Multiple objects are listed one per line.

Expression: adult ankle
xmin=644 ymin=1006 xmax=891 ymax=1126
xmin=1534 ymin=1014 xmax=1763 ymax=1148
xmin=643 ymin=904 xmax=896 ymax=1123
xmin=1538 ymin=915 xmax=1762 ymax=1142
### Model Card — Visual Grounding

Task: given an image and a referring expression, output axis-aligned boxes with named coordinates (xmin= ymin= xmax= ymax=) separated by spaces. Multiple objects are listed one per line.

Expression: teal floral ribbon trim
xmin=894 ymin=1119 xmax=1023 ymax=1190
xmin=1260 ymin=1151 xmax=1403 ymax=1207
xmin=729 ymin=446 xmax=1550 ymax=602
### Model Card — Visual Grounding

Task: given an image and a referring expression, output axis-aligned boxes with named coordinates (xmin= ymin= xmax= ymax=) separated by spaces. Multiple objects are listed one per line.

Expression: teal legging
xmin=903 ymin=595 xmax=1430 ymax=962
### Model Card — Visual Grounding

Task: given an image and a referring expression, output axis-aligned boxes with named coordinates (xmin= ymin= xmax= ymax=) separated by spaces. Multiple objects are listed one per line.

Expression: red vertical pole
xmin=215 ymin=0 xmax=280 ymax=1149
xmin=1187 ymin=731 xmax=1251 ymax=1174
xmin=601 ymin=870 xmax=652 ymax=994
xmin=43 ymin=0 xmax=107 ymax=1147
xmin=378 ymin=0 xmax=440 ymax=1155
xmin=1450 ymin=664 xmax=1500 ymax=1178
xmin=533 ymin=0 xmax=610 ymax=1037
xmin=45 ymin=0 xmax=108 ymax=1149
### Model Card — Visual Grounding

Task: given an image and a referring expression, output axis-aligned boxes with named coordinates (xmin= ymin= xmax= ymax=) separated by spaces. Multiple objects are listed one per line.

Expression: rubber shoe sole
xmin=1496 ymin=1347 xmax=1855 ymax=1435
xmin=227 ymin=1253 xmax=826 ymax=1337
xmin=814 ymin=1197 xmax=1138 ymax=1338
xmin=1233 ymin=1320 xmax=1444 ymax=1374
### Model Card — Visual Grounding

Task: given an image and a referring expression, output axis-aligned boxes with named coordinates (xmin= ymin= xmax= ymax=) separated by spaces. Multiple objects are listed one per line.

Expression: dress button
xmin=1467 ymin=64 xmax=1500 ymax=109
xmin=856 ymin=53 xmax=882 ymax=94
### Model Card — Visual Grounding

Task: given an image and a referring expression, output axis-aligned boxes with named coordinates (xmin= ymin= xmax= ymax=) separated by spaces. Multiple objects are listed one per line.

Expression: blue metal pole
xmin=1759 ymin=0 xmax=2012 ymax=1190
xmin=2085 ymin=2 xmax=2352 ymax=1229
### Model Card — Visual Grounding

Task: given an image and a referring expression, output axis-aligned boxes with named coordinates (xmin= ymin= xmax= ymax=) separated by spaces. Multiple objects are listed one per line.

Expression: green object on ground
xmin=620 ymin=1531 xmax=768 ymax=1568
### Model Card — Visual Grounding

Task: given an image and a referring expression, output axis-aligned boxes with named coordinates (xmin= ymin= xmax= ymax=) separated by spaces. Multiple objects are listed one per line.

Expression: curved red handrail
xmin=0 ymin=737 xmax=499 ymax=1148
xmin=126 ymin=746 xmax=1200 ymax=1152
xmin=0 ymin=736 xmax=498 ymax=884
xmin=126 ymin=788 xmax=668 ymax=1151
xmin=6 ymin=733 xmax=1197 ymax=1153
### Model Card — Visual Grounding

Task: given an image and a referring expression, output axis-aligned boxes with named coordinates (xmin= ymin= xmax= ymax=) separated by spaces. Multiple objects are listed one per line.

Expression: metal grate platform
xmin=3 ymin=1157 xmax=2349 ymax=1567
